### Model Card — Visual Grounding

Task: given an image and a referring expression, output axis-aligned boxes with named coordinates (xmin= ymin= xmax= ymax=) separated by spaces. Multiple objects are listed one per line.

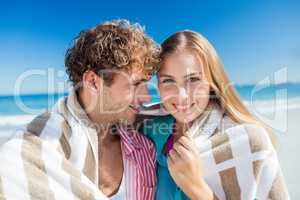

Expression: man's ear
xmin=82 ymin=70 xmax=103 ymax=92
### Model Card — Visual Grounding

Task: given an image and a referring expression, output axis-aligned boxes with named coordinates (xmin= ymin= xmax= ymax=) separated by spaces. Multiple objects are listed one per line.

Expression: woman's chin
xmin=174 ymin=113 xmax=198 ymax=124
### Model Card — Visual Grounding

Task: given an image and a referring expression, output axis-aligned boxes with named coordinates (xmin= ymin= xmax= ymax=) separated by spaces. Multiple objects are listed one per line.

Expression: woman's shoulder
xmin=214 ymin=122 xmax=274 ymax=152
xmin=239 ymin=123 xmax=274 ymax=151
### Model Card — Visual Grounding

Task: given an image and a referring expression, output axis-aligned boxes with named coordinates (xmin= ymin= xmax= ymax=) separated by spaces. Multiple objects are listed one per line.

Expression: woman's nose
xmin=178 ymin=87 xmax=189 ymax=104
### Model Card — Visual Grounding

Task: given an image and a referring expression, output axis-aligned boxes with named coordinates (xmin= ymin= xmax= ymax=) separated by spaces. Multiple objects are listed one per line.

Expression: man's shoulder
xmin=26 ymin=110 xmax=68 ymax=140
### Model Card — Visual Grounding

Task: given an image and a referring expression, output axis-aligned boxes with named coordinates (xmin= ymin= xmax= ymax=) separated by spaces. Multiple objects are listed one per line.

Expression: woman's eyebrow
xmin=184 ymin=72 xmax=201 ymax=78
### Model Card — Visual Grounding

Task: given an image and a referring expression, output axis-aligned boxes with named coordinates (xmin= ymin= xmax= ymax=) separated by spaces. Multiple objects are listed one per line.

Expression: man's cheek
xmin=125 ymin=92 xmax=135 ymax=104
xmin=117 ymin=97 xmax=132 ymax=111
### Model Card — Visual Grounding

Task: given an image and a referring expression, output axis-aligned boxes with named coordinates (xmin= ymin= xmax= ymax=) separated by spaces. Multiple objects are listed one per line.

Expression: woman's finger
xmin=167 ymin=156 xmax=174 ymax=168
xmin=168 ymin=148 xmax=179 ymax=161
xmin=177 ymin=136 xmax=199 ymax=155
xmin=177 ymin=136 xmax=193 ymax=150
xmin=173 ymin=142 xmax=189 ymax=158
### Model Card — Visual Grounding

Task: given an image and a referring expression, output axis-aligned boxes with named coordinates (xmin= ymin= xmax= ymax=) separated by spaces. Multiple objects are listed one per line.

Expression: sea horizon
xmin=1 ymin=82 xmax=299 ymax=137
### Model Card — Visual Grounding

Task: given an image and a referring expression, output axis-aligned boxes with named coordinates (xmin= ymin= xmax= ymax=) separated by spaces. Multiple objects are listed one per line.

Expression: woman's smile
xmin=172 ymin=102 xmax=196 ymax=113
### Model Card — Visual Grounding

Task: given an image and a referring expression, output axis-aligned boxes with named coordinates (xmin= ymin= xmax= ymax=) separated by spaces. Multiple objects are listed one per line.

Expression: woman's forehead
xmin=159 ymin=51 xmax=203 ymax=77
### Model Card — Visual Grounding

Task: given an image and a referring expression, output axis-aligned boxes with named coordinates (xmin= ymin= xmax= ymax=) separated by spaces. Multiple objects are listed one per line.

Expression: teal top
xmin=143 ymin=114 xmax=190 ymax=200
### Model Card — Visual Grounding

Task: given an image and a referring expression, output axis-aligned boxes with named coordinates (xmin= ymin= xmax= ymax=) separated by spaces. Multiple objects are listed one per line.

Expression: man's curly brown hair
xmin=65 ymin=19 xmax=160 ymax=86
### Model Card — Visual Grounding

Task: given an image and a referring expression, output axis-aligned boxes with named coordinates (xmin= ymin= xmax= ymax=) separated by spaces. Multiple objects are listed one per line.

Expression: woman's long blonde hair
xmin=159 ymin=30 xmax=276 ymax=146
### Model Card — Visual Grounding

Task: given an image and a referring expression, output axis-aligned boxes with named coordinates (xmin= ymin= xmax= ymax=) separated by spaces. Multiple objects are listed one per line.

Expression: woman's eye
xmin=188 ymin=77 xmax=200 ymax=82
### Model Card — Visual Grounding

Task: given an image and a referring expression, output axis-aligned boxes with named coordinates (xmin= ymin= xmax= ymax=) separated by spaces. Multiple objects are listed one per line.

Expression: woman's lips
xmin=173 ymin=103 xmax=195 ymax=112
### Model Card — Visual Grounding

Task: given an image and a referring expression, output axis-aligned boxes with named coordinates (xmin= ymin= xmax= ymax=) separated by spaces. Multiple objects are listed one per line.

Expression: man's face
xmin=98 ymin=69 xmax=152 ymax=124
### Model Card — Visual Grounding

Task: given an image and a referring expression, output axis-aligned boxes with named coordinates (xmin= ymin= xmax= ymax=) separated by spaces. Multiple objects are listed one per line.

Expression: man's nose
xmin=139 ymin=89 xmax=152 ymax=103
xmin=135 ymin=84 xmax=152 ymax=104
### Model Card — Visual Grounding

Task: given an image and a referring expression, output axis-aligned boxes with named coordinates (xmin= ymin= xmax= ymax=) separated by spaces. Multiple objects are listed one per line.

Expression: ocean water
xmin=0 ymin=83 xmax=300 ymax=139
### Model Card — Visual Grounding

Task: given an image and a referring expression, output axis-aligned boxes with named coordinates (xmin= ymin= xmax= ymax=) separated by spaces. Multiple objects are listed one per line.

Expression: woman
xmin=142 ymin=31 xmax=289 ymax=199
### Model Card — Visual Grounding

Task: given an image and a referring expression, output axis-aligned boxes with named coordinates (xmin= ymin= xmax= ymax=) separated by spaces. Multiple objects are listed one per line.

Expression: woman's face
xmin=158 ymin=50 xmax=210 ymax=124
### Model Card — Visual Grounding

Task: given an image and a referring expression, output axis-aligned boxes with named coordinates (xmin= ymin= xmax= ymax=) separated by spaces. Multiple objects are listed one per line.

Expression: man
xmin=0 ymin=20 xmax=159 ymax=200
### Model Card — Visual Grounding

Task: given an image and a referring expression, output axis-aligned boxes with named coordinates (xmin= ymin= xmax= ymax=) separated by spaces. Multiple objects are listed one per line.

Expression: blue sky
xmin=0 ymin=0 xmax=299 ymax=95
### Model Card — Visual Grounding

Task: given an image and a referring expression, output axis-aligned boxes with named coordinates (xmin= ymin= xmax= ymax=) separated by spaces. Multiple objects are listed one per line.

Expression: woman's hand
xmin=167 ymin=135 xmax=214 ymax=200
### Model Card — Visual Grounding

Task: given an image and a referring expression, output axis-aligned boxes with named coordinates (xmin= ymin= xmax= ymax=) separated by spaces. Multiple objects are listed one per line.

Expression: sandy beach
xmin=276 ymin=108 xmax=300 ymax=199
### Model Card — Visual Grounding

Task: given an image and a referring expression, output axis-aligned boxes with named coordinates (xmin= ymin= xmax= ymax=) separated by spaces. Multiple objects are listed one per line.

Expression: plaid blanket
xmin=186 ymin=102 xmax=289 ymax=199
